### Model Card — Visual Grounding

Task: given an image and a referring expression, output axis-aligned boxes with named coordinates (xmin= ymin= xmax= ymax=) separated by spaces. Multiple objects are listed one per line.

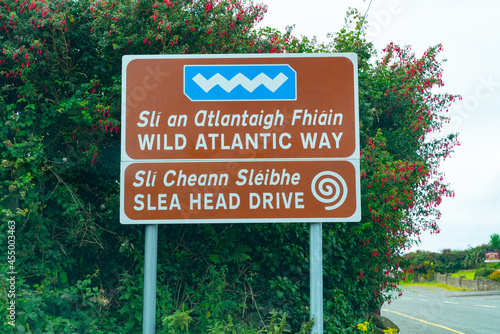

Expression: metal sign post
xmin=143 ymin=224 xmax=158 ymax=334
xmin=310 ymin=222 xmax=323 ymax=333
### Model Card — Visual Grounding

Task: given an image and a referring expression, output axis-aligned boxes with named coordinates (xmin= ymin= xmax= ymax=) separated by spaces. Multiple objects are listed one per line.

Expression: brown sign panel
xmin=120 ymin=54 xmax=360 ymax=224
xmin=120 ymin=160 xmax=359 ymax=224
xmin=485 ymin=251 xmax=500 ymax=262
xmin=122 ymin=55 xmax=358 ymax=161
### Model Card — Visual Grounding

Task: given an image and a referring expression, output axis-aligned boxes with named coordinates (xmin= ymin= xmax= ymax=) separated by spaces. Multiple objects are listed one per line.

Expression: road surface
xmin=381 ymin=285 xmax=500 ymax=334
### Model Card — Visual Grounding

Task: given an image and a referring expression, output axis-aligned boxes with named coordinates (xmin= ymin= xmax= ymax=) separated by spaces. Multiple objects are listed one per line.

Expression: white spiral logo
xmin=311 ymin=171 xmax=348 ymax=210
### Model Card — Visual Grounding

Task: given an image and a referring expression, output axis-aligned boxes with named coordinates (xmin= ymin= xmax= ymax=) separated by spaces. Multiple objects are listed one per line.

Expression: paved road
xmin=381 ymin=285 xmax=500 ymax=334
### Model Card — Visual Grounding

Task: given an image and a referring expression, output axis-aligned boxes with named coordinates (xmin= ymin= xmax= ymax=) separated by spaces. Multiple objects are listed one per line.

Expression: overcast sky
xmin=258 ymin=0 xmax=500 ymax=252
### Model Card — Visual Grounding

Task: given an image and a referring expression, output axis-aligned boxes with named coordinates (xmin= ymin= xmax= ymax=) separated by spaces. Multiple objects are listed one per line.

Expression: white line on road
xmin=443 ymin=301 xmax=458 ymax=304
xmin=474 ymin=304 xmax=497 ymax=308
xmin=382 ymin=309 xmax=465 ymax=334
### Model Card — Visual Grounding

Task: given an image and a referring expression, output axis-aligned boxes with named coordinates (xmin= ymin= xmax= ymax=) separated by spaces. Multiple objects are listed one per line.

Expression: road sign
xmin=485 ymin=251 xmax=500 ymax=262
xmin=120 ymin=54 xmax=360 ymax=224
xmin=121 ymin=160 xmax=358 ymax=223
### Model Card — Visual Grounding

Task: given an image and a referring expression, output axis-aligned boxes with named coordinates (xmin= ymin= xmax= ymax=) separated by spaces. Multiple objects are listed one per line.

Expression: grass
xmin=399 ymin=282 xmax=470 ymax=291
xmin=451 ymin=271 xmax=475 ymax=279
xmin=451 ymin=264 xmax=500 ymax=280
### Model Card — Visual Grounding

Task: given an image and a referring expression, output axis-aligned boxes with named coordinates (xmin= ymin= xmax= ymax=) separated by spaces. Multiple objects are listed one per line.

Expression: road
xmin=381 ymin=285 xmax=500 ymax=334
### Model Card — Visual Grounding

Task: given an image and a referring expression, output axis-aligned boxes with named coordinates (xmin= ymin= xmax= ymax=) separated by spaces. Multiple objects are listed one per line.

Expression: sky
xmin=258 ymin=0 xmax=500 ymax=252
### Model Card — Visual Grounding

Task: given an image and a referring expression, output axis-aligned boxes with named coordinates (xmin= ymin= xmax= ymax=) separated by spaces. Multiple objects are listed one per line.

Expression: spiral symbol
xmin=311 ymin=171 xmax=348 ymax=210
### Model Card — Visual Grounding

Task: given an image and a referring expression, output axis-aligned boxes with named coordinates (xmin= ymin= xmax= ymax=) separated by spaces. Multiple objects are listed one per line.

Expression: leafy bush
xmin=488 ymin=271 xmax=500 ymax=282
xmin=474 ymin=267 xmax=496 ymax=279
xmin=405 ymin=245 xmax=489 ymax=275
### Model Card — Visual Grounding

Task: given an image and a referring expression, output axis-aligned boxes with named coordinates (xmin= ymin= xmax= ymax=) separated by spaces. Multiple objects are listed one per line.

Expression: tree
xmin=490 ymin=233 xmax=500 ymax=251
xmin=1 ymin=3 xmax=458 ymax=333
xmin=317 ymin=11 xmax=458 ymax=324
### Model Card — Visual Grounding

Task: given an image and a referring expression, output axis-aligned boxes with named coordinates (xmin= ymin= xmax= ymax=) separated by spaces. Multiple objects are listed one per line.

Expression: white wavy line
xmin=192 ymin=72 xmax=288 ymax=93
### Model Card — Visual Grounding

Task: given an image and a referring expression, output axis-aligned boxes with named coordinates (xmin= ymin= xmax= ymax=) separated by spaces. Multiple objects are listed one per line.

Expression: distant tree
xmin=463 ymin=244 xmax=488 ymax=268
xmin=490 ymin=233 xmax=500 ymax=251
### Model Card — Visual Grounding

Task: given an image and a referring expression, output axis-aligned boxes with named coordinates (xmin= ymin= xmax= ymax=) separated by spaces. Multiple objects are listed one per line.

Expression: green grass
xmin=399 ymin=282 xmax=470 ymax=291
xmin=451 ymin=271 xmax=475 ymax=279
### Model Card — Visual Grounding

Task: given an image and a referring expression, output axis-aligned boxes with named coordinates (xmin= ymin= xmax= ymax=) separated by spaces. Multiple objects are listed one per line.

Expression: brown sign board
xmin=122 ymin=55 xmax=357 ymax=160
xmin=485 ymin=251 xmax=500 ymax=262
xmin=120 ymin=54 xmax=360 ymax=224
xmin=121 ymin=160 xmax=358 ymax=223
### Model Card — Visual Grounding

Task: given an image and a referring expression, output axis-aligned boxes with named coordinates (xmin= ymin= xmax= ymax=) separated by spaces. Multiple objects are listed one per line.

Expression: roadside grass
xmin=451 ymin=271 xmax=475 ymax=279
xmin=399 ymin=281 xmax=470 ymax=291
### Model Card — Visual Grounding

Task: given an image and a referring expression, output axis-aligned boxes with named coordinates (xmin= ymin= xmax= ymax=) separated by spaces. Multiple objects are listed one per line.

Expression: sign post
xmin=310 ymin=222 xmax=323 ymax=333
xmin=121 ymin=54 xmax=360 ymax=333
xmin=484 ymin=251 xmax=500 ymax=275
xmin=143 ymin=224 xmax=158 ymax=333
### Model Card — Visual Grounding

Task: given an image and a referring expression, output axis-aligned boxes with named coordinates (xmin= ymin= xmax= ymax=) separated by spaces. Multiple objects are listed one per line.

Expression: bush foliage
xmin=405 ymin=241 xmax=500 ymax=278
xmin=1 ymin=1 xmax=458 ymax=333
xmin=489 ymin=271 xmax=500 ymax=282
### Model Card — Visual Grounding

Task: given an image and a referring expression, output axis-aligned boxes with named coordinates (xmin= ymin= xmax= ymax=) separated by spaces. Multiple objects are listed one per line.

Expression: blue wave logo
xmin=184 ymin=64 xmax=296 ymax=101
